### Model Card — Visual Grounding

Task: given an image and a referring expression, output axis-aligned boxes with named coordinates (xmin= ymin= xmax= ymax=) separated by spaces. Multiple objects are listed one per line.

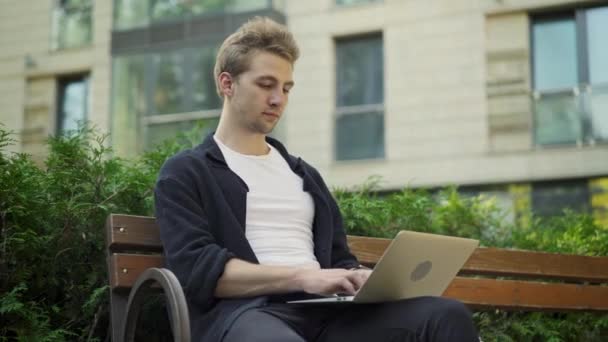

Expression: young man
xmin=155 ymin=17 xmax=478 ymax=342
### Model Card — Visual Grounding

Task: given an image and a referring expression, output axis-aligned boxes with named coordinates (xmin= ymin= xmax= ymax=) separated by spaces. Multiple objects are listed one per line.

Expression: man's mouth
xmin=262 ymin=111 xmax=280 ymax=118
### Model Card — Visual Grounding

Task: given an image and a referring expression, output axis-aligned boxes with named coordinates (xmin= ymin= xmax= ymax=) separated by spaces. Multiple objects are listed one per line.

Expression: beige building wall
xmin=286 ymin=0 xmax=608 ymax=190
xmin=0 ymin=1 xmax=112 ymax=161
xmin=0 ymin=0 xmax=606 ymax=195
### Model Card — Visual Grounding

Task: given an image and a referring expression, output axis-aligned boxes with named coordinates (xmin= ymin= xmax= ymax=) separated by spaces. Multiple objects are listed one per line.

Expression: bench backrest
xmin=106 ymin=214 xmax=608 ymax=313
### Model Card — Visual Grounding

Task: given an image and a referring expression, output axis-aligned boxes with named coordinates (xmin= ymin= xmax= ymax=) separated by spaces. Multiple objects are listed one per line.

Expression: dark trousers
xmin=222 ymin=296 xmax=478 ymax=342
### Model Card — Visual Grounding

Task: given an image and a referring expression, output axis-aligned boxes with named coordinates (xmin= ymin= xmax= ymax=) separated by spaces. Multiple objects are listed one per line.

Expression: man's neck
xmin=215 ymin=119 xmax=270 ymax=156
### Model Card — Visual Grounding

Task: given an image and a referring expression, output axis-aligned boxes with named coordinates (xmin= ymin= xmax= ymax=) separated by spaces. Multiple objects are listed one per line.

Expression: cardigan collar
xmin=200 ymin=132 xmax=304 ymax=176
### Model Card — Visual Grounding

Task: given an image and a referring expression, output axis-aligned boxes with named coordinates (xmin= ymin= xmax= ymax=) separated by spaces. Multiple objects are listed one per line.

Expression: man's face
xmin=228 ymin=51 xmax=294 ymax=135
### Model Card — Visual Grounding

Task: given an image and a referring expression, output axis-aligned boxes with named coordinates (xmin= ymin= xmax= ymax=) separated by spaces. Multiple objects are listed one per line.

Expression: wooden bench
xmin=106 ymin=214 xmax=608 ymax=341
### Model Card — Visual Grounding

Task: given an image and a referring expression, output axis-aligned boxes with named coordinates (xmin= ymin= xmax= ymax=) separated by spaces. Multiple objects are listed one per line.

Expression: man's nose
xmin=269 ymin=90 xmax=285 ymax=107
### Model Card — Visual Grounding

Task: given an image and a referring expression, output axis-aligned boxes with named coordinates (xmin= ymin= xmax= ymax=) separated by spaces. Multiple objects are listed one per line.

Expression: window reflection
xmin=532 ymin=18 xmax=578 ymax=91
xmin=335 ymin=0 xmax=380 ymax=6
xmin=336 ymin=37 xmax=383 ymax=107
xmin=590 ymin=85 xmax=608 ymax=142
xmin=114 ymin=0 xmax=149 ymax=30
xmin=532 ymin=180 xmax=590 ymax=217
xmin=111 ymin=56 xmax=146 ymax=156
xmin=111 ymin=45 xmax=223 ymax=155
xmin=336 ymin=111 xmax=384 ymax=160
xmin=531 ymin=7 xmax=608 ymax=146
xmin=153 ymin=52 xmax=186 ymax=115
xmin=192 ymin=46 xmax=221 ymax=111
xmin=58 ymin=76 xmax=89 ymax=134
xmin=227 ymin=0 xmax=269 ymax=13
xmin=145 ymin=118 xmax=219 ymax=149
xmin=113 ymin=0 xmax=273 ymax=30
xmin=151 ymin=0 xmax=189 ymax=22
xmin=52 ymin=0 xmax=93 ymax=50
xmin=533 ymin=92 xmax=583 ymax=145
xmin=335 ymin=34 xmax=384 ymax=160
xmin=191 ymin=0 xmax=225 ymax=14
xmin=587 ymin=7 xmax=608 ymax=85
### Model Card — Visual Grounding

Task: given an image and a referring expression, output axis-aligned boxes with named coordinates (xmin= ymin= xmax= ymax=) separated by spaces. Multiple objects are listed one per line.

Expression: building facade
xmin=1 ymin=0 xmax=607 ymax=223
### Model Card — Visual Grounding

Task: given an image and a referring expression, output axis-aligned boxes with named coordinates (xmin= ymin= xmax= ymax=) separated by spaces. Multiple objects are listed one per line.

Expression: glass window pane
xmin=191 ymin=0 xmax=226 ymax=14
xmin=145 ymin=117 xmax=219 ymax=149
xmin=532 ymin=18 xmax=578 ymax=91
xmin=336 ymin=36 xmax=383 ymax=106
xmin=534 ymin=92 xmax=583 ymax=145
xmin=114 ymin=0 xmax=150 ymax=30
xmin=58 ymin=77 xmax=89 ymax=134
xmin=152 ymin=52 xmax=186 ymax=115
xmin=586 ymin=6 xmax=608 ymax=85
xmin=336 ymin=111 xmax=384 ymax=160
xmin=532 ymin=180 xmax=590 ymax=217
xmin=192 ymin=46 xmax=221 ymax=111
xmin=227 ymin=0 xmax=269 ymax=12
xmin=151 ymin=0 xmax=189 ymax=22
xmin=590 ymin=84 xmax=608 ymax=141
xmin=336 ymin=0 xmax=380 ymax=5
xmin=111 ymin=55 xmax=146 ymax=156
xmin=53 ymin=0 xmax=93 ymax=49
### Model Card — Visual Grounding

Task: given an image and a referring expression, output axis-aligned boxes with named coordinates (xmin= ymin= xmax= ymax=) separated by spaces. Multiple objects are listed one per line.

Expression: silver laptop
xmin=288 ymin=230 xmax=479 ymax=304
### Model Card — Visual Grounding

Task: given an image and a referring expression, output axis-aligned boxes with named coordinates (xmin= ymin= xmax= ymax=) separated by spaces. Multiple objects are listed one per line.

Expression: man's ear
xmin=218 ymin=72 xmax=234 ymax=97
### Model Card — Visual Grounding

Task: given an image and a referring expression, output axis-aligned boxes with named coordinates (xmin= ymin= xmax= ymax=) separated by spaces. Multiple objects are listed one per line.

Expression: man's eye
xmin=283 ymin=88 xmax=290 ymax=94
xmin=260 ymin=84 xmax=272 ymax=89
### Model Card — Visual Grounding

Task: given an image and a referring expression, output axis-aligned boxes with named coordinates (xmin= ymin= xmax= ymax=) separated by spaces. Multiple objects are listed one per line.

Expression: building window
xmin=57 ymin=75 xmax=89 ymax=134
xmin=52 ymin=0 xmax=93 ymax=50
xmin=531 ymin=179 xmax=590 ymax=217
xmin=111 ymin=45 xmax=220 ymax=155
xmin=113 ymin=0 xmax=272 ymax=31
xmin=531 ymin=5 xmax=608 ymax=146
xmin=335 ymin=34 xmax=384 ymax=161
xmin=335 ymin=0 xmax=381 ymax=6
xmin=111 ymin=2 xmax=284 ymax=155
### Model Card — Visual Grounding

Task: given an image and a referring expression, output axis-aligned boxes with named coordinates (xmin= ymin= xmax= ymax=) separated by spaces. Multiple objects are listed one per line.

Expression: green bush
xmin=0 ymin=124 xmax=607 ymax=341
xmin=0 ymin=124 xmax=201 ymax=341
xmin=334 ymin=180 xmax=608 ymax=341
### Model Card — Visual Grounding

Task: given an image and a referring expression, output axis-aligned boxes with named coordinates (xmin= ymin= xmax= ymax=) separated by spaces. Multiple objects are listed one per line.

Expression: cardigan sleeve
xmin=154 ymin=156 xmax=235 ymax=310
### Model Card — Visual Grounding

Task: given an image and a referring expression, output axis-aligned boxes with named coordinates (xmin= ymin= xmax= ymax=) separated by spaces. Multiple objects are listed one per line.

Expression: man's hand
xmin=295 ymin=268 xmax=372 ymax=296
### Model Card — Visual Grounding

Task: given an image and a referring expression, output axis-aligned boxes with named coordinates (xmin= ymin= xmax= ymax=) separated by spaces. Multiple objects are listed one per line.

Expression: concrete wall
xmin=1 ymin=0 xmax=606 ymax=193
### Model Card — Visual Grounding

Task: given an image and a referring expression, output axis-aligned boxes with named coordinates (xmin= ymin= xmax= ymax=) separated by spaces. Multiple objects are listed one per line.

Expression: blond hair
xmin=214 ymin=17 xmax=300 ymax=97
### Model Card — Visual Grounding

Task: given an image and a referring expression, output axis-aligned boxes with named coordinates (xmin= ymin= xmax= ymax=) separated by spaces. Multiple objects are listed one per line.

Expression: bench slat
xmin=105 ymin=215 xmax=608 ymax=283
xmin=109 ymin=253 xmax=608 ymax=311
xmin=108 ymin=254 xmax=163 ymax=290
xmin=461 ymin=247 xmax=608 ymax=283
xmin=106 ymin=214 xmax=162 ymax=252
xmin=347 ymin=236 xmax=608 ymax=282
xmin=444 ymin=277 xmax=608 ymax=311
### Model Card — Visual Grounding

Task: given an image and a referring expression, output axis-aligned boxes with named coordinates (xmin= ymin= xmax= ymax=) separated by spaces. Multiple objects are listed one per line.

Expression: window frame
xmin=529 ymin=5 xmax=608 ymax=147
xmin=110 ymin=6 xmax=287 ymax=153
xmin=531 ymin=178 xmax=591 ymax=217
xmin=333 ymin=33 xmax=385 ymax=162
xmin=334 ymin=0 xmax=383 ymax=8
xmin=110 ymin=46 xmax=222 ymax=152
xmin=56 ymin=73 xmax=90 ymax=135
xmin=112 ymin=0 xmax=276 ymax=31
xmin=51 ymin=0 xmax=94 ymax=51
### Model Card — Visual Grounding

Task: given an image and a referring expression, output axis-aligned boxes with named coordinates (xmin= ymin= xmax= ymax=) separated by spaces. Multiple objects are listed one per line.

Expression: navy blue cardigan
xmin=154 ymin=134 xmax=360 ymax=341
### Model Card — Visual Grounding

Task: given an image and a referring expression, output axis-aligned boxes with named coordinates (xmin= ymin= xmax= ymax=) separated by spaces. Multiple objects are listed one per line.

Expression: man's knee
xmin=419 ymin=297 xmax=478 ymax=341
xmin=222 ymin=309 xmax=305 ymax=342
xmin=432 ymin=297 xmax=473 ymax=321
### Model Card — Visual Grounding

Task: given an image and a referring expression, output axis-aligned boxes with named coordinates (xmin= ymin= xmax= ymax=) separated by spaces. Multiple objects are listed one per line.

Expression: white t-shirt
xmin=214 ymin=136 xmax=320 ymax=269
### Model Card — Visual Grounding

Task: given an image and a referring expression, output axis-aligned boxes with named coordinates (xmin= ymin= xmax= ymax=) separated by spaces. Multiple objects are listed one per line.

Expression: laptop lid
xmin=352 ymin=230 xmax=479 ymax=303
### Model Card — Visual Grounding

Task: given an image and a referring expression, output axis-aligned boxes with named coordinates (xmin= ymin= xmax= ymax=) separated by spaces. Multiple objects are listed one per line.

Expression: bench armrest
xmin=122 ymin=267 xmax=191 ymax=342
